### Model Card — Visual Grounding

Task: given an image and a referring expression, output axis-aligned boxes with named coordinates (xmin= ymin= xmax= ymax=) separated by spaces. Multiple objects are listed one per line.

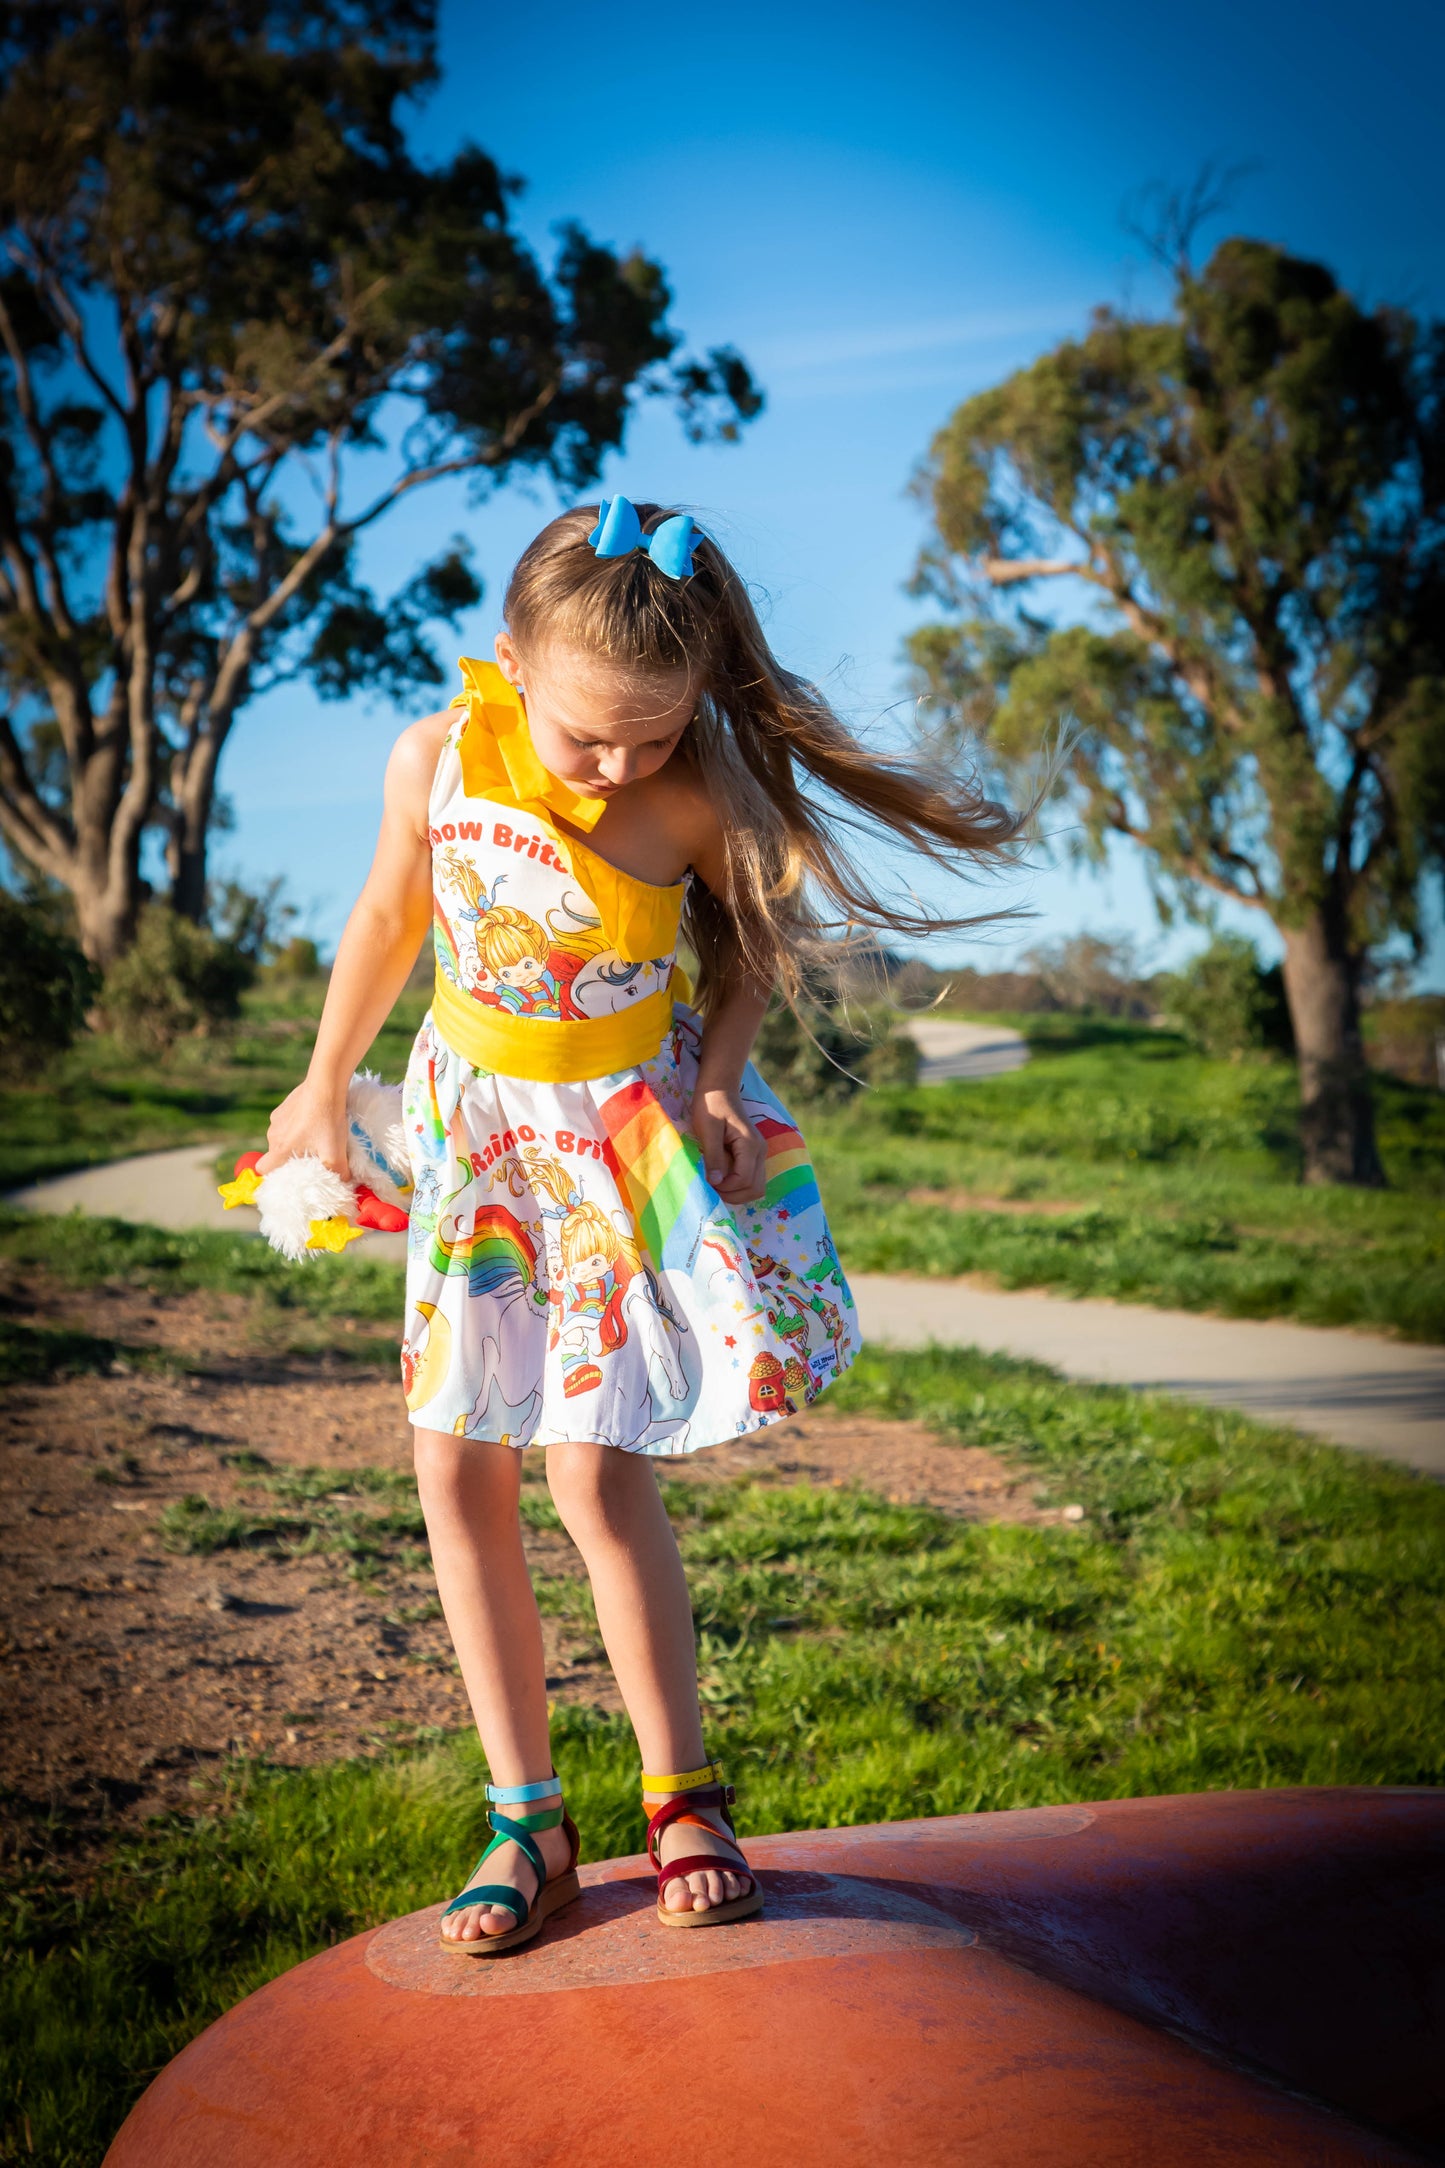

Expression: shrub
xmin=862 ymin=1029 xmax=921 ymax=1088
xmin=753 ymin=998 xmax=919 ymax=1103
xmin=1161 ymin=934 xmax=1292 ymax=1059
xmin=100 ymin=903 xmax=255 ymax=1058
xmin=0 ymin=891 xmax=98 ymax=1081
xmin=265 ymin=934 xmax=323 ymax=980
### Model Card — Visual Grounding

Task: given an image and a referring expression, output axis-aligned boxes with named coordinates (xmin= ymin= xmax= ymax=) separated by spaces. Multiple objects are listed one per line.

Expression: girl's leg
xmin=545 ymin=1442 xmax=752 ymax=1915
xmin=412 ymin=1428 xmax=571 ymax=1941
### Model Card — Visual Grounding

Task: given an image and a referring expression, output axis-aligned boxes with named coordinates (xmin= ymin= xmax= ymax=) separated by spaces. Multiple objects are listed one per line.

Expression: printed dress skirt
xmin=400 ymin=1005 xmax=860 ymax=1455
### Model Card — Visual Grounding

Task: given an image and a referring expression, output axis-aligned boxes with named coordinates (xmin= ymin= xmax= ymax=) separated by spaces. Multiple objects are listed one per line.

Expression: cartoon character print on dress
xmin=429 ymin=798 xmax=674 ymax=1028
xmin=399 ymin=676 xmax=860 ymax=1455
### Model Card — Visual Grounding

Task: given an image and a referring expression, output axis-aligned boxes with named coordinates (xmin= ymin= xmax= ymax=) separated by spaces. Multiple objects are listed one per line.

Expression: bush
xmin=1161 ymin=933 xmax=1292 ymax=1059
xmin=100 ymin=903 xmax=255 ymax=1058
xmin=753 ymin=998 xmax=919 ymax=1103
xmin=265 ymin=934 xmax=323 ymax=981
xmin=0 ymin=891 xmax=98 ymax=1081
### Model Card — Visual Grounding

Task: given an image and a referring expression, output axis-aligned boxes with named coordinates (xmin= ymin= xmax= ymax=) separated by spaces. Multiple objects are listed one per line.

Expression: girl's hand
xmin=692 ymin=1085 xmax=766 ymax=1205
xmin=257 ymin=1081 xmax=350 ymax=1178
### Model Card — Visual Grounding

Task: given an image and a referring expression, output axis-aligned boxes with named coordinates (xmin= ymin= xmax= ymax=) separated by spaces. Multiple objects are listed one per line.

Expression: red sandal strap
xmin=649 ymin=1847 xmax=753 ymax=1899
xmin=645 ymin=1790 xmax=736 ymax=1867
xmin=654 ymin=1850 xmax=754 ymax=1895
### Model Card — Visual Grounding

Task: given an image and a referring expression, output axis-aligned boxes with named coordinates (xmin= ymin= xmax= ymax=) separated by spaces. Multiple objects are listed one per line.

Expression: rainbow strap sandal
xmin=439 ymin=1775 xmax=581 ymax=1957
xmin=643 ymin=1759 xmax=764 ymax=1929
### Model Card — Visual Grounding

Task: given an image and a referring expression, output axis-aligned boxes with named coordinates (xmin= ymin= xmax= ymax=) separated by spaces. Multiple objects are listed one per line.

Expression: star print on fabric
xmin=724 ymin=1335 xmax=736 ymax=1348
xmin=777 ymin=1209 xmax=790 ymax=1222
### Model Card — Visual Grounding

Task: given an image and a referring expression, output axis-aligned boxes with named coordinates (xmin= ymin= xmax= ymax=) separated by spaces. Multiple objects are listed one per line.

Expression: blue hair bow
xmin=588 ymin=496 xmax=701 ymax=579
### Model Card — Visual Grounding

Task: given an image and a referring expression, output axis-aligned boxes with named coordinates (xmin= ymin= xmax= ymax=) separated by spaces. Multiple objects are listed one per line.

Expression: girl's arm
xmin=258 ymin=713 xmax=447 ymax=1176
xmin=688 ymin=819 xmax=771 ymax=1207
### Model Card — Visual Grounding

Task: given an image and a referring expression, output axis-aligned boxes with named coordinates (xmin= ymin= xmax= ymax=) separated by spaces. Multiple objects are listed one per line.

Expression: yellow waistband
xmin=431 ymin=967 xmax=688 ymax=1082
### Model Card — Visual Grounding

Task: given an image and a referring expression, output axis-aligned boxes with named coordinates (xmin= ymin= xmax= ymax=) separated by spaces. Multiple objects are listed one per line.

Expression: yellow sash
xmin=432 ymin=967 xmax=691 ymax=1083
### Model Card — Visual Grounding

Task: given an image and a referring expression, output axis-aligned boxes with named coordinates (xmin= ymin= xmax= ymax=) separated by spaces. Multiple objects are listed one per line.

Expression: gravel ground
xmin=1 ymin=1266 xmax=1059 ymax=1871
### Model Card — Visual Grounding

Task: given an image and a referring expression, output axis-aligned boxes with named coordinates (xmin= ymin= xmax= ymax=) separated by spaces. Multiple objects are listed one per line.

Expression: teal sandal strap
xmin=443 ymin=1880 xmax=528 ymax=1923
xmin=442 ymin=1801 xmax=563 ymax=1922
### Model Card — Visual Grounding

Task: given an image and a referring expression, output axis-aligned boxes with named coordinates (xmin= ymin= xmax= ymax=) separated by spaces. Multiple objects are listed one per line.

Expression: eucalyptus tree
xmin=909 ymin=237 xmax=1445 ymax=1185
xmin=0 ymin=0 xmax=759 ymax=960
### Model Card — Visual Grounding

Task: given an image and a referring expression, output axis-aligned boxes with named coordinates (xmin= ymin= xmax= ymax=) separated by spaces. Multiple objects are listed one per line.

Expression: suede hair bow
xmin=588 ymin=496 xmax=702 ymax=579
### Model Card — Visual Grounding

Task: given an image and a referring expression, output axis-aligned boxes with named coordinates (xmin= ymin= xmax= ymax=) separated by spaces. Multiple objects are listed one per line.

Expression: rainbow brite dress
xmin=400 ymin=659 xmax=860 ymax=1454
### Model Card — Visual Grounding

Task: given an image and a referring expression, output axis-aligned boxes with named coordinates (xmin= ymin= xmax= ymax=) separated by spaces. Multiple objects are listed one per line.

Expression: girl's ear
xmin=494 ymin=628 xmax=524 ymax=689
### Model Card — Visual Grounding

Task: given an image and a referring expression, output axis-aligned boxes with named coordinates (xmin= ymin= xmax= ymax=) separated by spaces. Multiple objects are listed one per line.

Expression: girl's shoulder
xmin=649 ymin=752 xmax=722 ymax=855
xmin=383 ymin=707 xmax=455 ymax=823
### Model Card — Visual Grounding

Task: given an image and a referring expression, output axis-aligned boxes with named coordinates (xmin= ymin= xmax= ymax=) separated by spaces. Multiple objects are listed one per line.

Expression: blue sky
xmin=225 ymin=0 xmax=1445 ymax=979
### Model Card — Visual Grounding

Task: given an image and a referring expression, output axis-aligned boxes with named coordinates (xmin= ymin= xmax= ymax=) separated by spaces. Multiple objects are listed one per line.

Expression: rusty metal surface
xmin=366 ymin=1870 xmax=976 ymax=1997
xmin=105 ymin=1788 xmax=1444 ymax=2167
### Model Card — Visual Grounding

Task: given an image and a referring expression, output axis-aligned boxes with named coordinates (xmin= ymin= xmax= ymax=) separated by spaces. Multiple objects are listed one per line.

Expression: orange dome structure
xmin=105 ymin=1788 xmax=1444 ymax=2166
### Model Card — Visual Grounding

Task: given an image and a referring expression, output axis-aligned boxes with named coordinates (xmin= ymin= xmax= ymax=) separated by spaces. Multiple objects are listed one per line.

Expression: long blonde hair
xmin=503 ymin=504 xmax=1023 ymax=1014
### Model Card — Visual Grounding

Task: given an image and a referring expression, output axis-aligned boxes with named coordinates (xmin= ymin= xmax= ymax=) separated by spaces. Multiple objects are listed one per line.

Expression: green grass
xmin=810 ymin=1020 xmax=1445 ymax=1339
xmin=158 ymin=1470 xmax=429 ymax=1579
xmin=0 ymin=1205 xmax=406 ymax=1335
xmin=0 ymin=978 xmax=427 ymax=1191
xmin=5 ymin=1343 xmax=1444 ymax=2165
xmin=4 ymin=992 xmax=1442 ymax=1338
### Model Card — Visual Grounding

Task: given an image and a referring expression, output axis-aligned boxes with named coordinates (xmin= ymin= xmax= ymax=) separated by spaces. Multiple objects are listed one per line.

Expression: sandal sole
xmin=439 ymin=1868 xmax=582 ymax=1957
xmin=656 ymin=1883 xmax=764 ymax=1929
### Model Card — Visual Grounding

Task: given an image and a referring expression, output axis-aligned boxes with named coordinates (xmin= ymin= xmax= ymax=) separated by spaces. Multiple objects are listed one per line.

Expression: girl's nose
xmin=597 ymin=747 xmax=635 ymax=786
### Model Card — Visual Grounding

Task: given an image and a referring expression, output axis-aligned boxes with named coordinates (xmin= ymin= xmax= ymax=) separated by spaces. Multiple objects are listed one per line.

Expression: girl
xmin=261 ymin=497 xmax=1019 ymax=1954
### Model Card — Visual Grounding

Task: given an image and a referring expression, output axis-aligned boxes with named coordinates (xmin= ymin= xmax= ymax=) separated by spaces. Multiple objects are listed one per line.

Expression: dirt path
xmin=0 ymin=1270 xmax=1061 ymax=1871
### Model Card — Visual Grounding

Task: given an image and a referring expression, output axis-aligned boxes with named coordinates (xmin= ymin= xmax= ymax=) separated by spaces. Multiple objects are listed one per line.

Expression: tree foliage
xmin=908 ymin=235 xmax=1445 ymax=1183
xmin=0 ymin=887 xmax=97 ymax=1078
xmin=0 ymin=0 xmax=761 ymax=959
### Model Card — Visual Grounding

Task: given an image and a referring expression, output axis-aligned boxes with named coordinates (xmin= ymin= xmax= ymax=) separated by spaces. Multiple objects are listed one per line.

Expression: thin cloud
xmin=754 ymin=306 xmax=1087 ymax=375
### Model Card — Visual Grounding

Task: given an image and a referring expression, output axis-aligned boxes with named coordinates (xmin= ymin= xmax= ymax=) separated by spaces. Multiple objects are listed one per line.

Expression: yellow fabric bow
xmin=448 ymin=657 xmax=685 ymax=964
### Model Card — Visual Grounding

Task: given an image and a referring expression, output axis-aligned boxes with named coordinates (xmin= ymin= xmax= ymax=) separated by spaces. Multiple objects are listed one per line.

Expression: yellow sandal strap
xmin=641 ymin=1760 xmax=723 ymax=1794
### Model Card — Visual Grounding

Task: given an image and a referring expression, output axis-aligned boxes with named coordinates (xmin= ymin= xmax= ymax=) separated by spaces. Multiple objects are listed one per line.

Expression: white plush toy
xmin=219 ymin=1070 xmax=412 ymax=1261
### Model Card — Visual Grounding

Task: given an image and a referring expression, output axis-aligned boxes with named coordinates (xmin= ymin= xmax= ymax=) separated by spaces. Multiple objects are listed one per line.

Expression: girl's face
xmin=495 ymin=632 xmax=695 ymax=795
xmin=496 ymin=955 xmax=546 ymax=989
xmin=574 ymin=1248 xmax=612 ymax=1281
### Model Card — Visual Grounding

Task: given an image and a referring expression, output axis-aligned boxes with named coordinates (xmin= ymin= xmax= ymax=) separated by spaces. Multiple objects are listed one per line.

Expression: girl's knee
xmin=413 ymin=1427 xmax=516 ymax=1504
xmin=412 ymin=1425 xmax=465 ymax=1485
xmin=546 ymin=1443 xmax=642 ymax=1538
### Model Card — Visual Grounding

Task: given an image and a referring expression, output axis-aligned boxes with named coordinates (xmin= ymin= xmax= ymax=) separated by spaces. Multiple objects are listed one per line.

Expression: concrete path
xmin=849 ymin=1273 xmax=1445 ymax=1477
xmin=903 ymin=1016 xmax=1029 ymax=1082
xmin=10 ymin=1150 xmax=1442 ymax=1475
xmin=6 ymin=1146 xmax=411 ymax=1261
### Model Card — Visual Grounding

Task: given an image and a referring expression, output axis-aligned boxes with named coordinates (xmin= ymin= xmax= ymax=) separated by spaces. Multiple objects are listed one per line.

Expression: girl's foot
xmin=650 ymin=1797 xmax=755 ymax=1915
xmin=440 ymin=1817 xmax=577 ymax=1944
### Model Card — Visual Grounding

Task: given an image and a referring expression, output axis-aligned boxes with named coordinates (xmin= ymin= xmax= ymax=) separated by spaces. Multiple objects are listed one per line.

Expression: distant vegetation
xmin=3 ymin=948 xmax=1442 ymax=1339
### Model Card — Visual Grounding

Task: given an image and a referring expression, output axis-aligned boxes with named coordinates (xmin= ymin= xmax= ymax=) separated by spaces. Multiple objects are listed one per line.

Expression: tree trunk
xmin=69 ymin=776 xmax=145 ymax=969
xmin=168 ymin=715 xmax=231 ymax=923
xmin=1279 ymin=915 xmax=1384 ymax=1187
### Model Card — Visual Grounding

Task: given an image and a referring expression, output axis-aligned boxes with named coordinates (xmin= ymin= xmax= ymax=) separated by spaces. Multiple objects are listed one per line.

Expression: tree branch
xmin=0 ymin=710 xmax=74 ymax=870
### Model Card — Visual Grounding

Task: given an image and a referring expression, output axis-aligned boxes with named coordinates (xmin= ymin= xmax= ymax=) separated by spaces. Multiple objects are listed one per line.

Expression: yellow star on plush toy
xmin=218 ymin=1167 xmax=263 ymax=1209
xmin=306 ymin=1215 xmax=365 ymax=1253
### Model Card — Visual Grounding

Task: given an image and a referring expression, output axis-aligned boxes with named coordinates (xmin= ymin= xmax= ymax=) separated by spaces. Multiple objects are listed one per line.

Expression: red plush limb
xmin=235 ymin=1151 xmax=263 ymax=1176
xmin=354 ymin=1185 xmax=409 ymax=1233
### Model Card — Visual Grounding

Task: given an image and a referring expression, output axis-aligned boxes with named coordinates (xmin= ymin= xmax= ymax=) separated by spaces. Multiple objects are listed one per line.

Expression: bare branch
xmin=982 ymin=556 xmax=1088 ymax=588
xmin=0 ymin=710 xmax=74 ymax=869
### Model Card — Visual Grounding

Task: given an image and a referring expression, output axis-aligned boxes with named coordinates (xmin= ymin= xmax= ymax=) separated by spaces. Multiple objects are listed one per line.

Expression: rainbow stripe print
xmin=598 ymin=1076 xmax=713 ymax=1272
xmin=755 ymin=1115 xmax=821 ymax=1218
xmin=430 ymin=1200 xmax=537 ymax=1300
